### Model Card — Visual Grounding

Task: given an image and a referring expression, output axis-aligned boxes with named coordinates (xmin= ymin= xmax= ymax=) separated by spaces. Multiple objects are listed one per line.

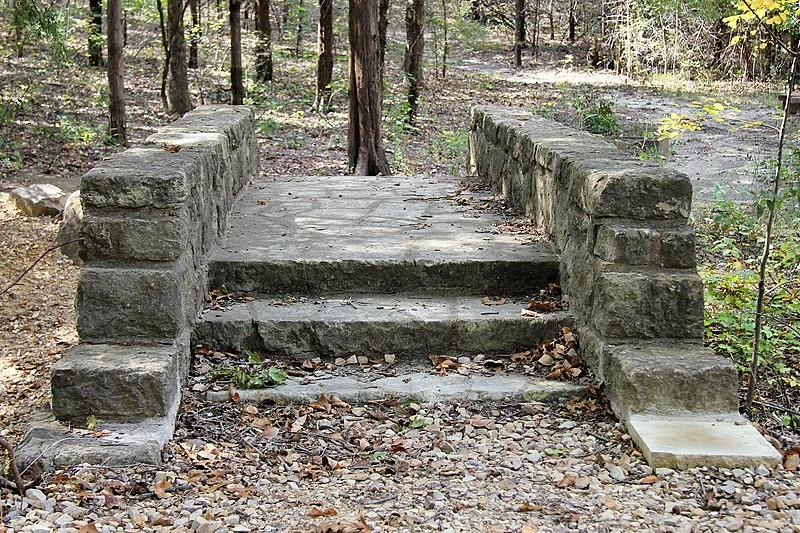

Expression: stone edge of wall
xmin=467 ymin=105 xmax=739 ymax=421
xmin=51 ymin=105 xmax=258 ymax=423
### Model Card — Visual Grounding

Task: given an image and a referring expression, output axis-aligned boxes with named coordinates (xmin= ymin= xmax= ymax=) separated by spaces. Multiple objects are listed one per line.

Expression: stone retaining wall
xmin=52 ymin=105 xmax=257 ymax=422
xmin=468 ymin=105 xmax=739 ymax=420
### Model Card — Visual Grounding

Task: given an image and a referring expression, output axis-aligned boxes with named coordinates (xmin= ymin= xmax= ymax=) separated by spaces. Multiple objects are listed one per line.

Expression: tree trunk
xmin=254 ymin=0 xmax=274 ymax=81
xmin=377 ymin=0 xmax=390 ymax=93
xmin=231 ymin=0 xmax=244 ymax=104
xmin=315 ymin=0 xmax=333 ymax=109
xmin=89 ymin=0 xmax=103 ymax=66
xmin=548 ymin=0 xmax=554 ymax=40
xmin=294 ymin=0 xmax=304 ymax=56
xmin=568 ymin=0 xmax=576 ymax=43
xmin=513 ymin=0 xmax=524 ymax=67
xmin=531 ymin=0 xmax=539 ymax=57
xmin=440 ymin=0 xmax=448 ymax=78
xmin=348 ymin=0 xmax=390 ymax=176
xmin=188 ymin=0 xmax=200 ymax=68
xmin=404 ymin=0 xmax=424 ymax=125
xmin=168 ymin=0 xmax=193 ymax=114
xmin=107 ymin=0 xmax=127 ymax=145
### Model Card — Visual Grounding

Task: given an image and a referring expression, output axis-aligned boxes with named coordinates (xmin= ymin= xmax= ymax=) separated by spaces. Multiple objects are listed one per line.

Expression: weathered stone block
xmin=593 ymin=222 xmax=696 ymax=268
xmin=601 ymin=343 xmax=739 ymax=416
xmin=81 ymin=212 xmax=189 ymax=262
xmin=81 ymin=148 xmax=194 ymax=209
xmin=592 ymin=269 xmax=704 ymax=340
xmin=10 ymin=184 xmax=67 ymax=216
xmin=76 ymin=264 xmax=189 ymax=342
xmin=580 ymin=167 xmax=692 ymax=220
xmin=51 ymin=344 xmax=179 ymax=421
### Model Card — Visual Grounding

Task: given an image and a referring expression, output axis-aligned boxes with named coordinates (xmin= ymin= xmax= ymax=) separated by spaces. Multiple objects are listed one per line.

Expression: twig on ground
xmin=0 ymin=239 xmax=81 ymax=297
xmin=0 ymin=437 xmax=31 ymax=495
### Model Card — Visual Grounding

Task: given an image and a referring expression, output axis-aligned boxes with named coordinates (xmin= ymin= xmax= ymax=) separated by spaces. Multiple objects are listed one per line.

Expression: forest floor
xmin=2 ymin=31 xmax=800 ymax=531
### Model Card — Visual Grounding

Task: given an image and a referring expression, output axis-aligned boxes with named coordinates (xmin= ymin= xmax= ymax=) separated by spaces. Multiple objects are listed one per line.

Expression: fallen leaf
xmin=261 ymin=426 xmax=280 ymax=440
xmin=517 ymin=501 xmax=541 ymax=512
xmin=483 ymin=359 xmax=504 ymax=371
xmin=310 ymin=394 xmax=331 ymax=412
xmin=640 ymin=475 xmax=659 ymax=484
xmin=243 ymin=404 xmax=259 ymax=416
xmin=315 ymin=513 xmax=372 ymax=532
xmin=153 ymin=478 xmax=171 ymax=498
xmin=784 ymin=450 xmax=800 ymax=471
xmin=527 ymin=299 xmax=556 ymax=312
xmin=308 ymin=506 xmax=338 ymax=517
xmin=162 ymin=143 xmax=182 ymax=153
xmin=291 ymin=415 xmax=307 ymax=432
xmin=520 ymin=309 xmax=539 ymax=317
xmin=78 ymin=525 xmax=99 ymax=533
xmin=538 ymin=353 xmax=555 ymax=365
xmin=229 ymin=383 xmax=240 ymax=403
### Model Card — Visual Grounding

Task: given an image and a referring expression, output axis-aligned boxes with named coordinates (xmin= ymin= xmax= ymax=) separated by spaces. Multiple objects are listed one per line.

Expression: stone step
xmin=193 ymin=294 xmax=574 ymax=358
xmin=51 ymin=344 xmax=180 ymax=422
xmin=206 ymin=175 xmax=559 ymax=295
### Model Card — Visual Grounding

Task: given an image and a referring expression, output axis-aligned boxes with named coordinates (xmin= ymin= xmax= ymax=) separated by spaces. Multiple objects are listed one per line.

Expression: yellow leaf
xmin=730 ymin=35 xmax=742 ymax=45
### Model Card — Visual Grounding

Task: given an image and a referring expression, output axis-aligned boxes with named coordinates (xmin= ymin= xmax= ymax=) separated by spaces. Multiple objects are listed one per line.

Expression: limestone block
xmin=51 ymin=344 xmax=179 ymax=421
xmin=81 ymin=212 xmax=189 ymax=262
xmin=76 ymin=264 xmax=190 ymax=342
xmin=593 ymin=222 xmax=696 ymax=268
xmin=580 ymin=166 xmax=692 ymax=220
xmin=10 ymin=184 xmax=67 ymax=216
xmin=81 ymin=148 xmax=192 ymax=209
xmin=601 ymin=342 xmax=739 ymax=416
xmin=591 ymin=269 xmax=704 ymax=340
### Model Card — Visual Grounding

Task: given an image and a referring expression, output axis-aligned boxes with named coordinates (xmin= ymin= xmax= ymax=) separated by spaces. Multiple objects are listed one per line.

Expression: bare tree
xmin=514 ymin=0 xmax=525 ymax=66
xmin=348 ymin=0 xmax=390 ymax=175
xmin=255 ymin=0 xmax=274 ymax=81
xmin=188 ymin=0 xmax=200 ymax=69
xmin=231 ymin=0 xmax=244 ymax=104
xmin=89 ymin=0 xmax=103 ymax=66
xmin=167 ymin=0 xmax=193 ymax=114
xmin=107 ymin=0 xmax=127 ymax=145
xmin=404 ymin=0 xmax=424 ymax=125
xmin=315 ymin=0 xmax=333 ymax=109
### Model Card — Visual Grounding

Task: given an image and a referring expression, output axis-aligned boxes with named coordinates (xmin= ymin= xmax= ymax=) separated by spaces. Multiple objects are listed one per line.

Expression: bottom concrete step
xmin=194 ymin=294 xmax=574 ymax=358
xmin=204 ymin=372 xmax=586 ymax=405
xmin=626 ymin=414 xmax=783 ymax=469
xmin=15 ymin=408 xmax=176 ymax=471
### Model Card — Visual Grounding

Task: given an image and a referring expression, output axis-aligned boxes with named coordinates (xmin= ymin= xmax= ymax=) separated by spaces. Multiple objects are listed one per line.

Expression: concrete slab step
xmin=193 ymin=294 xmax=575 ymax=358
xmin=204 ymin=372 xmax=586 ymax=405
xmin=207 ymin=175 xmax=559 ymax=294
xmin=626 ymin=413 xmax=783 ymax=469
xmin=15 ymin=409 xmax=175 ymax=471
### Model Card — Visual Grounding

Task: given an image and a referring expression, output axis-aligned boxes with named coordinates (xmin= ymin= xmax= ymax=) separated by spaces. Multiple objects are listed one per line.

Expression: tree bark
xmin=168 ymin=0 xmax=193 ymax=114
xmin=404 ymin=0 xmax=424 ymax=125
xmin=378 ymin=0 xmax=389 ymax=92
xmin=107 ymin=0 xmax=127 ymax=145
xmin=255 ymin=0 xmax=274 ymax=81
xmin=315 ymin=0 xmax=333 ymax=109
xmin=348 ymin=0 xmax=390 ymax=176
xmin=440 ymin=0 xmax=449 ymax=78
xmin=188 ymin=0 xmax=200 ymax=68
xmin=513 ymin=0 xmax=525 ymax=67
xmin=230 ymin=0 xmax=244 ymax=104
xmin=89 ymin=0 xmax=103 ymax=66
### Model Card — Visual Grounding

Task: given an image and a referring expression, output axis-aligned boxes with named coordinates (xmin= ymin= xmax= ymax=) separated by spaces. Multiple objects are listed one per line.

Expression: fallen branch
xmin=0 ymin=437 xmax=31 ymax=496
xmin=0 ymin=238 xmax=81 ymax=298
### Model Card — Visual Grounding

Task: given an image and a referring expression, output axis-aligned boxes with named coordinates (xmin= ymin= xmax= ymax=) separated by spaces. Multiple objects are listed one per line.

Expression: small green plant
xmin=209 ymin=365 xmax=287 ymax=389
xmin=574 ymin=96 xmax=617 ymax=136
xmin=430 ymin=128 xmax=467 ymax=174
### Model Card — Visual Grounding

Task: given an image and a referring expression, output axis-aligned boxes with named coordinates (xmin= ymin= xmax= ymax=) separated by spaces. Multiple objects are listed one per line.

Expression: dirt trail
xmin=454 ymin=58 xmax=788 ymax=204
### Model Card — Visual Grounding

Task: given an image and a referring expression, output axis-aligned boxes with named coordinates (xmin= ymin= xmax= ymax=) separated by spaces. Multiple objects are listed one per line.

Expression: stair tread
xmin=211 ymin=175 xmax=556 ymax=265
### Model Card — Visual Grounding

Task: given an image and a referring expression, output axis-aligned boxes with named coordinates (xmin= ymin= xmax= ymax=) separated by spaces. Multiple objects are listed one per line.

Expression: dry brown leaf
xmin=243 ymin=404 xmax=259 ymax=416
xmin=261 ymin=426 xmax=280 ymax=440
xmin=527 ymin=299 xmax=556 ymax=312
xmin=78 ymin=525 xmax=99 ymax=533
xmin=330 ymin=396 xmax=350 ymax=409
xmin=162 ymin=143 xmax=182 ymax=153
xmin=153 ymin=478 xmax=171 ymax=499
xmin=291 ymin=415 xmax=307 ymax=433
xmin=308 ymin=506 xmax=338 ymax=517
xmin=784 ymin=451 xmax=800 ymax=471
xmin=640 ymin=475 xmax=659 ymax=484
xmin=557 ymin=474 xmax=576 ymax=488
xmin=517 ymin=501 xmax=541 ymax=512
xmin=228 ymin=383 xmax=240 ymax=403
xmin=538 ymin=353 xmax=555 ymax=365
xmin=520 ymin=309 xmax=539 ymax=317
xmin=309 ymin=394 xmax=331 ymax=412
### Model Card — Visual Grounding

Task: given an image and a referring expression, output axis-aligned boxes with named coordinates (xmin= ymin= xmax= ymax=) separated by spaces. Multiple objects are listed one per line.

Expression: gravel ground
xmin=2 ymin=190 xmax=800 ymax=533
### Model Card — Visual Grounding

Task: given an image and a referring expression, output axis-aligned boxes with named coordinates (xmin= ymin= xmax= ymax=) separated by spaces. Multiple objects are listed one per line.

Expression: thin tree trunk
xmin=315 ymin=0 xmax=333 ymax=109
xmin=513 ymin=0 xmax=525 ymax=67
xmin=254 ymin=0 xmax=274 ymax=81
xmin=348 ymin=0 xmax=390 ymax=176
xmin=531 ymin=0 xmax=539 ymax=57
xmin=107 ymin=0 xmax=127 ymax=145
xmin=548 ymin=0 xmax=554 ymax=40
xmin=746 ymin=42 xmax=799 ymax=408
xmin=404 ymin=0 xmax=424 ymax=125
xmin=168 ymin=0 xmax=193 ymax=114
xmin=568 ymin=0 xmax=576 ymax=43
xmin=189 ymin=0 xmax=200 ymax=68
xmin=157 ymin=0 xmax=170 ymax=111
xmin=89 ymin=0 xmax=103 ymax=66
xmin=230 ymin=0 xmax=244 ymax=104
xmin=378 ymin=0 xmax=390 ymax=93
xmin=12 ymin=0 xmax=23 ymax=57
xmin=440 ymin=0 xmax=448 ymax=78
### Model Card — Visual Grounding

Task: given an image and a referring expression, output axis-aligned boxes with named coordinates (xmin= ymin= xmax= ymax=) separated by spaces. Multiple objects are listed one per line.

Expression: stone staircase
xmin=191 ymin=175 xmax=581 ymax=403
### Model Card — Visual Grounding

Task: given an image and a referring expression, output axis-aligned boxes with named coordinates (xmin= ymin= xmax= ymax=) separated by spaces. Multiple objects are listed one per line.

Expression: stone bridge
xmin=18 ymin=105 xmax=780 ymax=470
